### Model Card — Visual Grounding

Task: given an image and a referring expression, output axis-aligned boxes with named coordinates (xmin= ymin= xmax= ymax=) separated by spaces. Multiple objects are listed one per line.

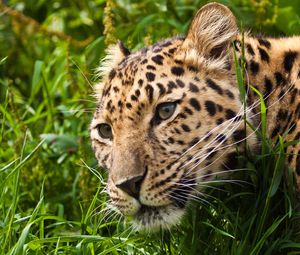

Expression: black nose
xmin=116 ymin=174 xmax=145 ymax=200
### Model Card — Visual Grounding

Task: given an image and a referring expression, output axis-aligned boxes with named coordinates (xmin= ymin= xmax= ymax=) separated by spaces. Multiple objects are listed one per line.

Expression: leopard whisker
xmin=167 ymin=191 xmax=213 ymax=207
xmin=70 ymin=58 xmax=94 ymax=90
xmin=198 ymin=179 xmax=252 ymax=186
xmin=184 ymin=122 xmax=260 ymax=175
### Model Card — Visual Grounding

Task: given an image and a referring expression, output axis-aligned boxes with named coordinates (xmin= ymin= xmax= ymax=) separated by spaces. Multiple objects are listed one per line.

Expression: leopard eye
xmin=96 ymin=123 xmax=113 ymax=139
xmin=156 ymin=102 xmax=177 ymax=120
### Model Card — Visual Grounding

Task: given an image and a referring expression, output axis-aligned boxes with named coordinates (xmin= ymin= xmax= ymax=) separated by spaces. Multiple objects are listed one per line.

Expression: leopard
xmin=90 ymin=2 xmax=300 ymax=231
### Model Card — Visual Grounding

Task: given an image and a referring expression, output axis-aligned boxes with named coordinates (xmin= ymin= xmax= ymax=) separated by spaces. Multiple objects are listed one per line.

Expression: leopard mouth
xmin=125 ymin=173 xmax=196 ymax=232
xmin=130 ymin=180 xmax=194 ymax=231
xmin=131 ymin=203 xmax=186 ymax=231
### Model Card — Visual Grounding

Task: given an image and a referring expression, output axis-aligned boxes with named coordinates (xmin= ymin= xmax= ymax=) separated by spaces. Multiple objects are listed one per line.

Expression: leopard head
xmin=90 ymin=3 xmax=257 ymax=230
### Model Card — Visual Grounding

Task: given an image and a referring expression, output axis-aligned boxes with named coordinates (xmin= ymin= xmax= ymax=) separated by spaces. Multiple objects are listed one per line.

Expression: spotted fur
xmin=90 ymin=2 xmax=300 ymax=230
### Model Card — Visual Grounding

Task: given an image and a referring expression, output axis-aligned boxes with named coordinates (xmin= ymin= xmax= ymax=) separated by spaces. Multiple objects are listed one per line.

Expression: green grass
xmin=1 ymin=0 xmax=300 ymax=254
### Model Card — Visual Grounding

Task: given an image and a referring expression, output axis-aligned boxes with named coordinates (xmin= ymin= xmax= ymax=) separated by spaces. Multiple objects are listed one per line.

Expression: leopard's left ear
xmin=179 ymin=3 xmax=238 ymax=67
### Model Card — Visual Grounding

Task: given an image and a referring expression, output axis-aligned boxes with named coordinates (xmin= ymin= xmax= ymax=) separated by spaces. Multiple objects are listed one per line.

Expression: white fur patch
xmin=132 ymin=205 xmax=185 ymax=232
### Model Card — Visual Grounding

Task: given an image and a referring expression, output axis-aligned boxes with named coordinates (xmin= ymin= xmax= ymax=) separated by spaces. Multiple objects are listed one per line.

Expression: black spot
xmin=206 ymin=148 xmax=217 ymax=160
xmin=288 ymin=121 xmax=297 ymax=134
xmin=168 ymin=137 xmax=175 ymax=144
xmin=225 ymin=109 xmax=236 ymax=120
xmin=283 ymin=51 xmax=298 ymax=72
xmin=234 ymin=40 xmax=241 ymax=51
xmin=189 ymin=137 xmax=199 ymax=147
xmin=250 ymin=60 xmax=260 ymax=75
xmin=274 ymin=72 xmax=285 ymax=86
xmin=168 ymin=48 xmax=177 ymax=54
xmin=258 ymin=47 xmax=270 ymax=62
xmin=118 ymin=100 xmax=123 ymax=109
xmin=216 ymin=133 xmax=226 ymax=142
xmin=126 ymin=103 xmax=132 ymax=109
xmin=181 ymin=124 xmax=191 ymax=132
xmin=296 ymin=103 xmax=300 ymax=116
xmin=145 ymin=85 xmax=154 ymax=103
xmin=138 ymin=79 xmax=143 ymax=87
xmin=151 ymin=55 xmax=164 ymax=65
xmin=205 ymin=100 xmax=216 ymax=116
xmin=135 ymin=89 xmax=141 ymax=97
xmin=206 ymin=78 xmax=223 ymax=95
xmin=167 ymin=81 xmax=177 ymax=92
xmin=174 ymin=128 xmax=181 ymax=134
xmin=153 ymin=47 xmax=162 ymax=53
xmin=184 ymin=107 xmax=193 ymax=115
xmin=131 ymin=95 xmax=138 ymax=101
xmin=156 ymin=83 xmax=166 ymax=96
xmin=189 ymin=83 xmax=199 ymax=93
xmin=277 ymin=108 xmax=288 ymax=121
xmin=288 ymin=154 xmax=294 ymax=163
xmin=258 ymin=38 xmax=271 ymax=49
xmin=161 ymin=41 xmax=173 ymax=47
xmin=146 ymin=65 xmax=156 ymax=70
xmin=233 ymin=129 xmax=246 ymax=143
xmin=297 ymin=154 xmax=300 ymax=175
xmin=189 ymin=98 xmax=201 ymax=111
xmin=295 ymin=132 xmax=300 ymax=141
xmin=188 ymin=65 xmax=199 ymax=73
xmin=271 ymin=125 xmax=281 ymax=138
xmin=178 ymin=113 xmax=187 ymax=119
xmin=146 ymin=72 xmax=155 ymax=82
xmin=176 ymin=79 xmax=185 ymax=88
xmin=141 ymin=59 xmax=148 ymax=64
xmin=175 ymin=59 xmax=183 ymax=65
xmin=108 ymin=69 xmax=116 ymax=80
xmin=278 ymin=89 xmax=286 ymax=101
xmin=204 ymin=132 xmax=212 ymax=141
xmin=113 ymin=86 xmax=119 ymax=93
xmin=171 ymin=66 xmax=184 ymax=76
xmin=217 ymin=118 xmax=224 ymax=125
xmin=225 ymin=89 xmax=234 ymax=99
xmin=223 ymin=152 xmax=239 ymax=170
xmin=246 ymin=44 xmax=255 ymax=56
xmin=264 ymin=77 xmax=273 ymax=97
xmin=177 ymin=140 xmax=185 ymax=145
xmin=290 ymin=88 xmax=297 ymax=104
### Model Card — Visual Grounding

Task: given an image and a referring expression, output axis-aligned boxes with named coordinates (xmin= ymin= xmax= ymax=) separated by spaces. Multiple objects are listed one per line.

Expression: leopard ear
xmin=97 ymin=40 xmax=130 ymax=78
xmin=180 ymin=3 xmax=238 ymax=66
xmin=95 ymin=41 xmax=130 ymax=99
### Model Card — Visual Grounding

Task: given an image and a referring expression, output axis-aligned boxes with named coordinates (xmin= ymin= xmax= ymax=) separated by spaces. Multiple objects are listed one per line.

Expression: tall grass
xmin=0 ymin=0 xmax=300 ymax=254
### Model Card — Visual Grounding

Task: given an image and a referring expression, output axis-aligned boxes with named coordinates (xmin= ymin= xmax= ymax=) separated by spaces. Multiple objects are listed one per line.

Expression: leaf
xmin=40 ymin=133 xmax=78 ymax=153
xmin=202 ymin=222 xmax=235 ymax=239
xmin=31 ymin=60 xmax=44 ymax=98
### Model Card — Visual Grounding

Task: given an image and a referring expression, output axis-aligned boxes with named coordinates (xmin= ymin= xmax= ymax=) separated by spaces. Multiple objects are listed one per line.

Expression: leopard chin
xmin=131 ymin=204 xmax=186 ymax=231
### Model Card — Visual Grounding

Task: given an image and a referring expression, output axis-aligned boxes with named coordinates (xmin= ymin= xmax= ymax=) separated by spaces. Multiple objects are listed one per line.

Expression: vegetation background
xmin=1 ymin=0 xmax=300 ymax=254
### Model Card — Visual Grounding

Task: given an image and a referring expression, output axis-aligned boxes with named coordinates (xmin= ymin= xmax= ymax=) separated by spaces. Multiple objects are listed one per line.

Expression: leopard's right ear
xmin=97 ymin=40 xmax=130 ymax=78
xmin=178 ymin=3 xmax=238 ymax=69
xmin=95 ymin=41 xmax=130 ymax=99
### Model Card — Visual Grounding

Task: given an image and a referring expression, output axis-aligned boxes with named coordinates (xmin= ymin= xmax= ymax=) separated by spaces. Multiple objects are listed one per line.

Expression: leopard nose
xmin=116 ymin=175 xmax=145 ymax=200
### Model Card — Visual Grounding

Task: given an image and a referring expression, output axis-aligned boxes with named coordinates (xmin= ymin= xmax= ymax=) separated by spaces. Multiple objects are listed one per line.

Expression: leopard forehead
xmin=95 ymin=36 xmax=234 ymax=126
xmin=99 ymin=38 xmax=185 ymax=109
